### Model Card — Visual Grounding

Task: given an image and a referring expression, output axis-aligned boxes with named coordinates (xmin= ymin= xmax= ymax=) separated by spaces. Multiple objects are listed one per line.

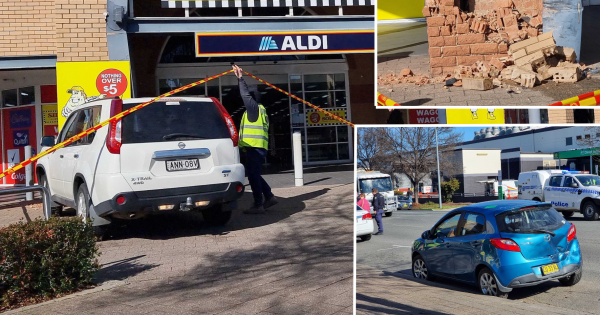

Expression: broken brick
xmin=552 ymin=67 xmax=583 ymax=83
xmin=503 ymin=15 xmax=518 ymax=28
xmin=525 ymin=38 xmax=556 ymax=55
xmin=445 ymin=15 xmax=456 ymax=26
xmin=470 ymin=20 xmax=488 ymax=33
xmin=497 ymin=0 xmax=513 ymax=8
xmin=400 ymin=69 xmax=413 ymax=77
xmin=512 ymin=48 xmax=527 ymax=59
xmin=521 ymin=73 xmax=537 ymax=88
xmin=490 ymin=58 xmax=505 ymax=70
xmin=557 ymin=46 xmax=577 ymax=62
xmin=526 ymin=28 xmax=539 ymax=38
xmin=509 ymin=36 xmax=539 ymax=53
xmin=499 ymin=43 xmax=508 ymax=53
xmin=462 ymin=78 xmax=493 ymax=90
xmin=529 ymin=16 xmax=543 ymax=28
xmin=422 ymin=6 xmax=432 ymax=17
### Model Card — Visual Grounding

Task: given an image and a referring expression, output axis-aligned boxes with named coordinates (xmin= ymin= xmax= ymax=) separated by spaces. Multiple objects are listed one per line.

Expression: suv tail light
xmin=362 ymin=213 xmax=372 ymax=220
xmin=567 ymin=224 xmax=576 ymax=242
xmin=490 ymin=238 xmax=521 ymax=252
xmin=210 ymin=97 xmax=239 ymax=147
xmin=106 ymin=99 xmax=123 ymax=154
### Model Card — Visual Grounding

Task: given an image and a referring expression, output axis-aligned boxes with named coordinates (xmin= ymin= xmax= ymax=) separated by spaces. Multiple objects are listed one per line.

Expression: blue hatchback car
xmin=411 ymin=200 xmax=582 ymax=298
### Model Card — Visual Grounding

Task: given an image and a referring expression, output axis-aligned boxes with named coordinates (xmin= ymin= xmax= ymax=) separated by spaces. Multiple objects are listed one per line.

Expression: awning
xmin=161 ymin=0 xmax=373 ymax=8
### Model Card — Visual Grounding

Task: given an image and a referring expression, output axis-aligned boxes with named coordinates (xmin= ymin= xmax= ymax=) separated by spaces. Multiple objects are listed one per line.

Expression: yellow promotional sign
xmin=42 ymin=104 xmax=58 ymax=125
xmin=306 ymin=108 xmax=347 ymax=126
xmin=446 ymin=109 xmax=506 ymax=125
xmin=56 ymin=61 xmax=131 ymax=129
xmin=378 ymin=0 xmax=424 ymax=20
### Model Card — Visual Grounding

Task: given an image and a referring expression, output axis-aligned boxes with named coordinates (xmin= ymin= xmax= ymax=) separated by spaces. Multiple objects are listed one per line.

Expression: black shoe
xmin=263 ymin=196 xmax=279 ymax=209
xmin=374 ymin=232 xmax=383 ymax=235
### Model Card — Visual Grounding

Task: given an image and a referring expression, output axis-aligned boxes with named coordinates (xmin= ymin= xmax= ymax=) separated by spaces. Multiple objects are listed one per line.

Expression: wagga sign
xmin=307 ymin=109 xmax=347 ymax=126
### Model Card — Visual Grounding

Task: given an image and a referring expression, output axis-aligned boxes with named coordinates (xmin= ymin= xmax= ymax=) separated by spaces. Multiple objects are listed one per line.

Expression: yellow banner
xmin=446 ymin=109 xmax=506 ymax=125
xmin=378 ymin=0 xmax=424 ymax=20
xmin=56 ymin=61 xmax=131 ymax=129
xmin=42 ymin=104 xmax=58 ymax=125
xmin=306 ymin=109 xmax=347 ymax=126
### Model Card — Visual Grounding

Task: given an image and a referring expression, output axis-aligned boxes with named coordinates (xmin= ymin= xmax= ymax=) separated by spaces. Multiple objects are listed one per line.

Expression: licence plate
xmin=541 ymin=263 xmax=559 ymax=275
xmin=403 ymin=204 xmax=408 ymax=207
xmin=166 ymin=159 xmax=200 ymax=172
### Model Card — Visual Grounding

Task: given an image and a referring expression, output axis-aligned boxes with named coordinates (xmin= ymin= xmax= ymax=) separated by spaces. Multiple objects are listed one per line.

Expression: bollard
xmin=292 ymin=131 xmax=303 ymax=187
xmin=25 ymin=145 xmax=32 ymax=201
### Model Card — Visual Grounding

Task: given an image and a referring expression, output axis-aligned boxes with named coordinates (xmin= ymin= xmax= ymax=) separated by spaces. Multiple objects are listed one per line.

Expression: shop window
xmin=566 ymin=137 xmax=573 ymax=146
xmin=19 ymin=87 xmax=35 ymax=106
xmin=2 ymin=89 xmax=17 ymax=107
xmin=577 ymin=135 xmax=582 ymax=140
xmin=574 ymin=109 xmax=594 ymax=123
xmin=585 ymin=134 xmax=591 ymax=139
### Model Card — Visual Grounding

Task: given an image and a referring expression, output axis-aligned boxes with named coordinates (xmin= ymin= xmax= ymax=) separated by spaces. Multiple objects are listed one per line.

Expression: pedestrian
xmin=233 ymin=65 xmax=278 ymax=214
xmin=372 ymin=188 xmax=384 ymax=235
xmin=407 ymin=188 xmax=413 ymax=204
xmin=357 ymin=193 xmax=370 ymax=211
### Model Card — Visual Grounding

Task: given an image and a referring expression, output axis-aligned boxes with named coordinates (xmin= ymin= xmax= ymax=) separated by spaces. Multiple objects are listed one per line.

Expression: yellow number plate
xmin=542 ymin=264 xmax=559 ymax=275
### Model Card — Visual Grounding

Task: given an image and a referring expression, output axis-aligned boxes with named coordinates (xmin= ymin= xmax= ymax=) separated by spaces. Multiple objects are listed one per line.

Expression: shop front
xmin=554 ymin=148 xmax=600 ymax=174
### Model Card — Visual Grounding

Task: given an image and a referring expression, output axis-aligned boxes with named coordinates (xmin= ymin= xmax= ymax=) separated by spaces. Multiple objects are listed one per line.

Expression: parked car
xmin=356 ymin=204 xmax=374 ymax=242
xmin=36 ymin=97 xmax=245 ymax=237
xmin=397 ymin=195 xmax=413 ymax=210
xmin=411 ymin=200 xmax=582 ymax=298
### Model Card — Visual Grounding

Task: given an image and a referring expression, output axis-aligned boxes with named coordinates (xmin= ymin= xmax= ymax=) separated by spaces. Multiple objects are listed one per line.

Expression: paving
xmin=377 ymin=7 xmax=600 ymax=107
xmin=2 ymin=172 xmax=353 ymax=314
xmin=356 ymin=209 xmax=600 ymax=314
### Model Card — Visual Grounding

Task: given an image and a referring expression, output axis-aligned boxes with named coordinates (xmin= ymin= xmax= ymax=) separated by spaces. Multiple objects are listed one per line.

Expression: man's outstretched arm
xmin=233 ymin=65 xmax=259 ymax=123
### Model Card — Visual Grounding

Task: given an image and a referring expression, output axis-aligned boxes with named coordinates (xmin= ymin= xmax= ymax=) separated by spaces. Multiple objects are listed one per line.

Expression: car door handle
xmin=74 ymin=154 xmax=79 ymax=158
xmin=470 ymin=241 xmax=482 ymax=247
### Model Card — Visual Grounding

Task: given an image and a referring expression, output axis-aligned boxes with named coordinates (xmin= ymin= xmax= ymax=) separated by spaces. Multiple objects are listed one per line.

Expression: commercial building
xmin=0 ymin=0 xmax=376 ymax=185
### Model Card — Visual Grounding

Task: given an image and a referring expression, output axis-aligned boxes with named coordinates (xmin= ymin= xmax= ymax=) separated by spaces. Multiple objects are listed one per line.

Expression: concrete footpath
xmin=356 ymin=264 xmax=593 ymax=315
xmin=3 ymin=183 xmax=353 ymax=315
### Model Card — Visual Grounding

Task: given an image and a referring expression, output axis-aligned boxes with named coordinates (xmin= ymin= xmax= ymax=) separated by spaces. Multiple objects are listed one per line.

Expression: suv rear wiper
xmin=162 ymin=133 xmax=208 ymax=140
xmin=529 ymin=229 xmax=556 ymax=237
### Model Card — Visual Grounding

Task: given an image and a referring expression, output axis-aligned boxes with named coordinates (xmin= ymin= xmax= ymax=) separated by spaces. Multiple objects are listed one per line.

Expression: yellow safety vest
xmin=239 ymin=104 xmax=269 ymax=149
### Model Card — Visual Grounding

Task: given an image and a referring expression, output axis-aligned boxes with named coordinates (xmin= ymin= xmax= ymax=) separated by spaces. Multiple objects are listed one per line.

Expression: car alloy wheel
xmin=77 ymin=190 xmax=88 ymax=224
xmin=480 ymin=273 xmax=498 ymax=296
xmin=413 ymin=258 xmax=428 ymax=279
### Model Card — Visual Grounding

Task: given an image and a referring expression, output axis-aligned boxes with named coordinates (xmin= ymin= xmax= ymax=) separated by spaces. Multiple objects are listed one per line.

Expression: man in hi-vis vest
xmin=233 ymin=65 xmax=279 ymax=214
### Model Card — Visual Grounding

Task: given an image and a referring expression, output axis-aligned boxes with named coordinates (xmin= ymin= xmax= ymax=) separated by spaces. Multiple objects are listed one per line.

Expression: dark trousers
xmin=242 ymin=147 xmax=273 ymax=207
xmin=375 ymin=210 xmax=384 ymax=233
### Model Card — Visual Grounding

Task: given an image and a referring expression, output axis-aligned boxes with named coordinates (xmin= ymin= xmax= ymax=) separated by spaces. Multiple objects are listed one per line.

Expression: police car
xmin=518 ymin=170 xmax=600 ymax=220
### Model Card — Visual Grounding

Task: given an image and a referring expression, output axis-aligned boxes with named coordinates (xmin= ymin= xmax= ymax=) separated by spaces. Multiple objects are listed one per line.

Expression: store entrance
xmin=156 ymin=61 xmax=353 ymax=167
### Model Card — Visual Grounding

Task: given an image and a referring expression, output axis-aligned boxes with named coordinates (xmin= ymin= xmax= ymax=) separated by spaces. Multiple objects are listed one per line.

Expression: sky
xmin=454 ymin=127 xmax=488 ymax=142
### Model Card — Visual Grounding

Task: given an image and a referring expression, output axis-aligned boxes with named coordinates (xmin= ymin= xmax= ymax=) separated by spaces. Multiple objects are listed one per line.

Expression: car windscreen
xmin=121 ymin=101 xmax=231 ymax=144
xmin=359 ymin=178 xmax=393 ymax=193
xmin=495 ymin=206 xmax=565 ymax=234
xmin=575 ymin=175 xmax=600 ymax=186
xmin=397 ymin=195 xmax=408 ymax=200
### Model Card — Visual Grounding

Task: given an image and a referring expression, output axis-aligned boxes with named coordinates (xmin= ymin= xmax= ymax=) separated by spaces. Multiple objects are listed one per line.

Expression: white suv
xmin=36 ymin=97 xmax=245 ymax=237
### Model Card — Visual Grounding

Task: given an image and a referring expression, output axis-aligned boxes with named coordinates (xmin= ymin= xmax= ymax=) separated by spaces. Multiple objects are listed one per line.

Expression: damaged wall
xmin=424 ymin=0 xmax=542 ymax=76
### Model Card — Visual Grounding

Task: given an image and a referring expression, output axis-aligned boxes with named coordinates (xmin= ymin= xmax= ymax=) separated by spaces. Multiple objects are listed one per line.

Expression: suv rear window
xmin=121 ymin=101 xmax=230 ymax=144
xmin=496 ymin=206 xmax=565 ymax=234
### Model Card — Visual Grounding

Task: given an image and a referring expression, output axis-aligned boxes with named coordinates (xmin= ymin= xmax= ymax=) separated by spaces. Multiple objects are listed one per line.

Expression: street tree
xmin=357 ymin=127 xmax=388 ymax=171
xmin=379 ymin=127 xmax=463 ymax=204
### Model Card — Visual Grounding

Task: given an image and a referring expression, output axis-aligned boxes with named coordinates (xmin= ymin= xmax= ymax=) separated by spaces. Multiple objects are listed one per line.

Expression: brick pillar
xmin=55 ymin=0 xmax=108 ymax=62
xmin=548 ymin=109 xmax=574 ymax=124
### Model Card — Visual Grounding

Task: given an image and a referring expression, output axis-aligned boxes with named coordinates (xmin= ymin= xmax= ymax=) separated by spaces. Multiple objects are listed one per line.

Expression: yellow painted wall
xmin=377 ymin=0 xmax=425 ymax=20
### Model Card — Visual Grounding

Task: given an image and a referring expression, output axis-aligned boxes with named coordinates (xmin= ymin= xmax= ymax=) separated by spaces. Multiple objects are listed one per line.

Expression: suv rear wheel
xmin=40 ymin=174 xmax=63 ymax=216
xmin=582 ymin=201 xmax=599 ymax=221
xmin=201 ymin=204 xmax=232 ymax=226
xmin=76 ymin=183 xmax=107 ymax=239
xmin=478 ymin=268 xmax=509 ymax=298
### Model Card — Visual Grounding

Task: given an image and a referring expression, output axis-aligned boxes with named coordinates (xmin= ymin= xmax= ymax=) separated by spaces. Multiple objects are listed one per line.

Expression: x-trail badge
xmin=178 ymin=142 xmax=186 ymax=149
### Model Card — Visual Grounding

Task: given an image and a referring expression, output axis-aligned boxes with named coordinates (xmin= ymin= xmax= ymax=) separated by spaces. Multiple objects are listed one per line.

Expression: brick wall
xmin=423 ymin=0 xmax=541 ymax=76
xmin=548 ymin=109 xmax=574 ymax=124
xmin=55 ymin=0 xmax=108 ymax=62
xmin=0 ymin=0 xmax=57 ymax=57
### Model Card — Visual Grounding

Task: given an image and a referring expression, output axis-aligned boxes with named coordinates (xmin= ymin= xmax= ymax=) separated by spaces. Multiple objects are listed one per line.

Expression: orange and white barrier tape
xmin=1 ymin=68 xmax=354 ymax=180
xmin=243 ymin=71 xmax=355 ymax=128
xmin=377 ymin=92 xmax=401 ymax=106
xmin=548 ymin=89 xmax=600 ymax=106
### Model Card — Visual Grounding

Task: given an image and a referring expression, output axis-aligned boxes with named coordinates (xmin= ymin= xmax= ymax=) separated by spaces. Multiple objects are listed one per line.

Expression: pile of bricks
xmin=423 ymin=0 xmax=541 ymax=77
xmin=422 ymin=0 xmax=586 ymax=91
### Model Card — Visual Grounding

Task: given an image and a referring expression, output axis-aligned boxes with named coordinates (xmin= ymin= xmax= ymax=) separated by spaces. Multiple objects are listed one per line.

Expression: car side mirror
xmin=421 ymin=230 xmax=430 ymax=239
xmin=570 ymin=183 xmax=579 ymax=188
xmin=41 ymin=136 xmax=55 ymax=147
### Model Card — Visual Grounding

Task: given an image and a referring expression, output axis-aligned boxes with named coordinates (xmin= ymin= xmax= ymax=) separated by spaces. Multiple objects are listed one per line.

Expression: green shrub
xmin=0 ymin=217 xmax=99 ymax=310
xmin=440 ymin=179 xmax=460 ymax=203
xmin=419 ymin=201 xmax=438 ymax=209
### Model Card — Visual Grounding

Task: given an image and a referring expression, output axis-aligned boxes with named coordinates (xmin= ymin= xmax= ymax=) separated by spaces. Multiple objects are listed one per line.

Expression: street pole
xmin=435 ymin=128 xmax=442 ymax=208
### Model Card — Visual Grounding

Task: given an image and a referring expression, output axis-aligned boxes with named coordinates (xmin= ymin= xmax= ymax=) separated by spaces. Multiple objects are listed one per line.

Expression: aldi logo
xmin=196 ymin=31 xmax=374 ymax=57
xmin=259 ymin=36 xmax=279 ymax=51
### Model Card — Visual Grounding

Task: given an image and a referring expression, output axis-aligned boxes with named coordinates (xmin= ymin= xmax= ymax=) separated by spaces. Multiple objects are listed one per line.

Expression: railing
xmin=0 ymin=186 xmax=51 ymax=219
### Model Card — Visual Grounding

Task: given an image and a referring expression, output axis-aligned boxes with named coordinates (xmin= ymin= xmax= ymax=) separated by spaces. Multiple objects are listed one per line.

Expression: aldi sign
xmin=195 ymin=31 xmax=374 ymax=57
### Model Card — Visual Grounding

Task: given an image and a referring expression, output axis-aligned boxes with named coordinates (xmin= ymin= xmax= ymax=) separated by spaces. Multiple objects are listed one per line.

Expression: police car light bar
xmin=562 ymin=171 xmax=590 ymax=174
